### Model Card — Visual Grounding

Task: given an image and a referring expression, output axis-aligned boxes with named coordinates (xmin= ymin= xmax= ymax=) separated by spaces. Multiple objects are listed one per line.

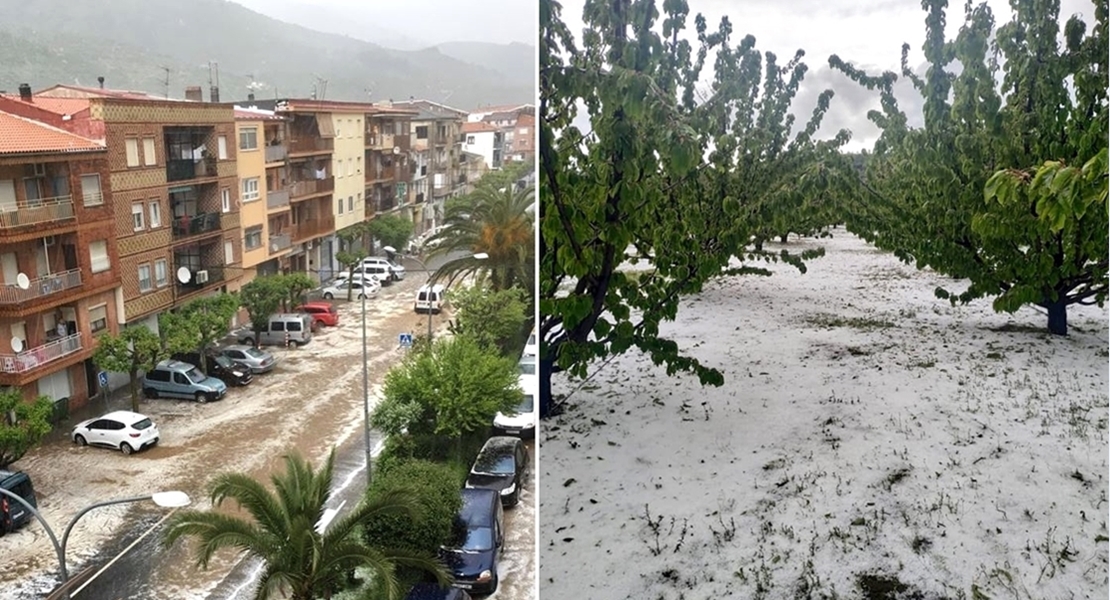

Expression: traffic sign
xmin=98 ymin=371 xmax=108 ymax=388
xmin=398 ymin=333 xmax=413 ymax=348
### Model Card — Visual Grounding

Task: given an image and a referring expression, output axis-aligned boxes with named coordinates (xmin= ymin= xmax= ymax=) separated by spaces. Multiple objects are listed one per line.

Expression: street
xmin=0 ymin=264 xmax=536 ymax=600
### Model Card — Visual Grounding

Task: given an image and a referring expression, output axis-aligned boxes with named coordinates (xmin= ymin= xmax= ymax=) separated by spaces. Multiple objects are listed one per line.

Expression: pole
xmin=59 ymin=495 xmax=155 ymax=563
xmin=361 ymin=291 xmax=371 ymax=485
xmin=427 ymin=275 xmax=434 ymax=341
xmin=0 ymin=487 xmax=67 ymax=587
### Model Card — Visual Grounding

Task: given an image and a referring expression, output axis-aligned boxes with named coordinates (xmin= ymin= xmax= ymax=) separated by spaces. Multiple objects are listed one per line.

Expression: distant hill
xmin=435 ymin=42 xmax=535 ymax=88
xmin=0 ymin=0 xmax=532 ymax=108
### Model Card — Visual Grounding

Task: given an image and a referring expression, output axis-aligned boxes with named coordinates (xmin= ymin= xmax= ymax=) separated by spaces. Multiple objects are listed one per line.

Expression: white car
xmin=72 ymin=410 xmax=160 ymax=455
xmin=523 ymin=326 xmax=538 ymax=358
xmin=361 ymin=256 xmax=406 ymax=280
xmin=337 ymin=265 xmax=393 ymax=285
xmin=322 ymin=278 xmax=380 ymax=299
xmin=494 ymin=373 xmax=537 ymax=437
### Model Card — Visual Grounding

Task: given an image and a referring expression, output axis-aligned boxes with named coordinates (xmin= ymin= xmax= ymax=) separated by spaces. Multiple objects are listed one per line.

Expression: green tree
xmin=280 ymin=272 xmax=317 ymax=312
xmin=371 ymin=336 xmax=519 ymax=460
xmin=163 ymin=450 xmax=448 ymax=600
xmin=425 ymin=182 xmax=534 ymax=292
xmin=448 ymin=284 xmax=529 ymax=356
xmin=367 ymin=214 xmax=415 ymax=253
xmin=240 ymin=276 xmax=285 ymax=346
xmin=539 ymin=0 xmax=844 ymax=415
xmin=165 ymin=294 xmax=239 ymax=374
xmin=362 ymin=459 xmax=463 ymax=576
xmin=93 ymin=319 xmax=188 ymax=411
xmin=0 ymin=389 xmax=53 ymax=468
xmin=336 ymin=224 xmax=370 ymax=302
xmin=832 ymin=0 xmax=1107 ymax=335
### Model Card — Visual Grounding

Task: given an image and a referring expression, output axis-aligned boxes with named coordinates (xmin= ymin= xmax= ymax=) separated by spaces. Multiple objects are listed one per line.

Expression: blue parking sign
xmin=98 ymin=371 xmax=108 ymax=388
xmin=398 ymin=333 xmax=413 ymax=348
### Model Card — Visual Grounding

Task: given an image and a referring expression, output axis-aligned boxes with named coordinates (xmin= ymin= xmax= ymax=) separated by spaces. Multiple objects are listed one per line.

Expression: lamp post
xmin=0 ymin=488 xmax=189 ymax=598
xmin=361 ymin=288 xmax=371 ymax=486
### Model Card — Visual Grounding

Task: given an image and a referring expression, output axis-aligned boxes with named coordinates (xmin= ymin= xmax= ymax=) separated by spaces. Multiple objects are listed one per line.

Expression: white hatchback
xmin=72 ymin=410 xmax=160 ymax=455
xmin=322 ymin=277 xmax=381 ymax=299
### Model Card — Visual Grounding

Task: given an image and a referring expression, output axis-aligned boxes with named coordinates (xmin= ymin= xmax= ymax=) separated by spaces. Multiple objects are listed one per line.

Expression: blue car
xmin=439 ymin=488 xmax=504 ymax=594
xmin=405 ymin=583 xmax=472 ymax=600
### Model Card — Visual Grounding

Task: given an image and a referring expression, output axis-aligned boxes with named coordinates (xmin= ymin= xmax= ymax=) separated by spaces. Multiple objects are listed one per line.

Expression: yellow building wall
xmin=236 ymin=120 xmax=269 ymax=270
xmin=333 ymin=112 xmax=366 ymax=231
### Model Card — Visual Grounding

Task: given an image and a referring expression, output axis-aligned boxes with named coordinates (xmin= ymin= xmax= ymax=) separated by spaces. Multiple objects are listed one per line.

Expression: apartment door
xmin=9 ymin=321 xmax=27 ymax=351
xmin=62 ymin=244 xmax=78 ymax=271
xmin=0 ymin=180 xmax=16 ymax=213
xmin=1 ymin=252 xmax=17 ymax=284
xmin=35 ymin=243 xmax=50 ymax=277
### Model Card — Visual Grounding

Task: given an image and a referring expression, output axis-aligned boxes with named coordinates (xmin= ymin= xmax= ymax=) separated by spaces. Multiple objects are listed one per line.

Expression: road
xmin=0 ymin=256 xmax=535 ymax=600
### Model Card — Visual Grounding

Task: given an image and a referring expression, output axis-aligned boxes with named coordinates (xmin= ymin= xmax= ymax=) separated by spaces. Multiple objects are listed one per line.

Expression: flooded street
xmin=0 ymin=271 xmax=535 ymax=600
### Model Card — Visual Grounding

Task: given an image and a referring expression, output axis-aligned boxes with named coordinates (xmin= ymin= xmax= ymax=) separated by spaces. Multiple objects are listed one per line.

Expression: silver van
xmin=238 ymin=313 xmax=313 ymax=347
xmin=142 ymin=359 xmax=228 ymax=403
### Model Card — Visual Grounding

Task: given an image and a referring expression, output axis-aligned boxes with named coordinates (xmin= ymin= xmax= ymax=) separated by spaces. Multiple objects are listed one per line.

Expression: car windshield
xmin=451 ymin=526 xmax=493 ymax=552
xmin=131 ymin=418 xmax=154 ymax=430
xmin=214 ymin=355 xmax=234 ymax=369
xmin=245 ymin=347 xmax=267 ymax=358
xmin=516 ymin=395 xmax=534 ymax=413
xmin=185 ymin=367 xmax=206 ymax=382
xmin=518 ymin=360 xmax=536 ymax=375
xmin=474 ymin=454 xmax=515 ymax=476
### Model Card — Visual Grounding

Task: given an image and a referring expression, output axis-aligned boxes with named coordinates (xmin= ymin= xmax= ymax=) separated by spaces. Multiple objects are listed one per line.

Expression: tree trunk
xmin=779 ymin=234 xmax=788 ymax=243
xmin=539 ymin=357 xmax=554 ymax=419
xmin=128 ymin=368 xmax=140 ymax=412
xmin=1045 ymin=299 xmax=1068 ymax=336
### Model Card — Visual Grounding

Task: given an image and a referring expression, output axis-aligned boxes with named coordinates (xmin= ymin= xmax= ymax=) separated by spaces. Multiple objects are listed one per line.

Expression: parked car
xmin=172 ymin=352 xmax=253 ymax=386
xmin=493 ymin=374 xmax=537 ymax=438
xmin=0 ymin=470 xmax=37 ymax=535
xmin=414 ymin=284 xmax=446 ymax=314
xmin=518 ymin=353 xmax=536 ymax=375
xmin=362 ymin=256 xmax=406 ymax=280
xmin=237 ymin=313 xmax=313 ymax=346
xmin=523 ymin=326 xmax=538 ymax=358
xmin=142 ymin=360 xmax=227 ymax=402
xmin=321 ymin=278 xmax=380 ymax=300
xmin=72 ymin=410 xmax=159 ymax=455
xmin=404 ymin=583 xmax=472 ymax=600
xmin=218 ymin=344 xmax=278 ymax=374
xmin=440 ymin=488 xmax=504 ymax=594
xmin=295 ymin=301 xmax=340 ymax=327
xmin=465 ymin=436 xmax=529 ymax=507
xmin=340 ymin=263 xmax=394 ymax=285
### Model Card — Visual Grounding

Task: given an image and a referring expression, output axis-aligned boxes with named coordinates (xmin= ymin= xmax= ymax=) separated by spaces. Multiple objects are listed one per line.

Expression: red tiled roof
xmin=234 ymin=108 xmax=285 ymax=121
xmin=0 ymin=95 xmax=91 ymax=116
xmin=0 ymin=110 xmax=104 ymax=155
xmin=36 ymin=84 xmax=164 ymax=100
xmin=461 ymin=121 xmax=498 ymax=134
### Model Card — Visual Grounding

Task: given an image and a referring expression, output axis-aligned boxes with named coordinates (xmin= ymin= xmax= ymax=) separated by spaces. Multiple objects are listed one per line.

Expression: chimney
xmin=18 ymin=83 xmax=32 ymax=102
xmin=247 ymin=92 xmax=255 ymax=102
xmin=209 ymin=85 xmax=220 ymax=103
xmin=97 ymin=76 xmax=105 ymax=89
xmin=185 ymin=86 xmax=203 ymax=102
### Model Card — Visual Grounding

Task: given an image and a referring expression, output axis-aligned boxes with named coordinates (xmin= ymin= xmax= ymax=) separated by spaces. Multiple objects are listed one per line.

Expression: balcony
xmin=365 ymin=166 xmax=395 ymax=183
xmin=365 ymin=132 xmax=394 ymax=150
xmin=288 ymin=178 xmax=334 ymax=200
xmin=269 ymin=233 xmax=292 ymax=253
xmin=172 ymin=213 xmax=223 ymax=240
xmin=0 ymin=196 xmax=75 ymax=229
xmin=0 ymin=269 xmax=82 ymax=306
xmin=176 ymin=266 xmax=227 ymax=294
xmin=167 ymin=158 xmax=218 ymax=182
xmin=267 ymin=189 xmax=291 ymax=210
xmin=434 ymin=134 xmax=449 ymax=145
xmin=288 ymin=137 xmax=334 ymax=155
xmin=0 ymin=333 xmax=82 ymax=374
xmin=292 ymin=216 xmax=335 ymax=242
xmin=264 ymin=144 xmax=287 ymax=163
xmin=377 ymin=197 xmax=397 ymax=213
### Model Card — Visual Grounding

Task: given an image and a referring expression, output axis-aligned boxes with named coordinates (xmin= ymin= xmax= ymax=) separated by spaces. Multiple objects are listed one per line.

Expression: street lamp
xmin=0 ymin=488 xmax=190 ymax=597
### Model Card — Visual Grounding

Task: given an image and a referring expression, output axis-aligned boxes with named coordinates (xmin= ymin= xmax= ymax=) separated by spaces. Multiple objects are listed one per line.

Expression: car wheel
xmin=323 ymin=292 xmax=334 ymax=299
xmin=144 ymin=387 xmax=158 ymax=399
xmin=74 ymin=434 xmax=87 ymax=446
xmin=120 ymin=443 xmax=134 ymax=456
xmin=195 ymin=392 xmax=208 ymax=404
xmin=242 ymin=338 xmax=256 ymax=347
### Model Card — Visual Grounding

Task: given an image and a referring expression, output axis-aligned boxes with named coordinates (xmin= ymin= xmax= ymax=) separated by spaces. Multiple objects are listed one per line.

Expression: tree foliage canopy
xmin=161 ymin=294 xmax=239 ymax=374
xmin=362 ymin=459 xmax=463 ymax=562
xmin=367 ymin=214 xmax=415 ymax=253
xmin=94 ymin=319 xmax=188 ymax=411
xmin=448 ymin=284 xmax=531 ymax=356
xmin=0 ymin=389 xmax=53 ymax=468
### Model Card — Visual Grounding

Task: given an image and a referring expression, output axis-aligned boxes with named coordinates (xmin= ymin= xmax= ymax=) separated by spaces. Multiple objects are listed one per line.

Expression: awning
xmin=315 ymin=114 xmax=335 ymax=138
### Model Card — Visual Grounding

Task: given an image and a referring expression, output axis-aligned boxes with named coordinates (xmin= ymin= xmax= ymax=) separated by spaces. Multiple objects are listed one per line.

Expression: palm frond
xmin=163 ymin=510 xmax=274 ymax=569
xmin=208 ymin=472 xmax=290 ymax=537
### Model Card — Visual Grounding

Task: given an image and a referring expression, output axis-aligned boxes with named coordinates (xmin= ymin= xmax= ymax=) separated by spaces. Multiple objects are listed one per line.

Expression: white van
xmin=414 ymin=284 xmax=446 ymax=314
xmin=238 ymin=313 xmax=314 ymax=346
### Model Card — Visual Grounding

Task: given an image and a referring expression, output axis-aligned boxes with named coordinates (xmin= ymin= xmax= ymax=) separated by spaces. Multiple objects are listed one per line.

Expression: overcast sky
xmin=230 ymin=0 xmax=536 ymax=48
xmin=558 ymin=0 xmax=1097 ymax=150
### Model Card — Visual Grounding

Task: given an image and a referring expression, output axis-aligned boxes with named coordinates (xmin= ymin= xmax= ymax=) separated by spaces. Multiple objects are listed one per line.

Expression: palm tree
xmin=163 ymin=450 xmax=449 ymax=600
xmin=425 ymin=179 xmax=535 ymax=292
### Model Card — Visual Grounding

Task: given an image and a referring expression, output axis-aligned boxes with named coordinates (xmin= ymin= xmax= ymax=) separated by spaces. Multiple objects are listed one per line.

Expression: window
xmin=125 ymin=139 xmax=140 ymax=167
xmin=337 ymin=197 xmax=344 ymax=214
xmin=346 ymin=161 xmax=352 ymax=177
xmin=148 ymin=201 xmax=161 ymax=228
xmin=337 ymin=159 xmax=344 ymax=178
xmin=138 ymin=264 xmax=152 ymax=292
xmin=357 ymin=156 xmax=362 ymax=174
xmin=221 ymin=188 xmax=231 ymax=212
xmin=224 ymin=240 xmax=234 ymax=264
xmin=518 ymin=127 xmax=529 ymax=135
xmin=241 ymin=177 xmax=260 ymax=202
xmin=142 ymin=137 xmax=156 ymax=166
xmin=245 ymin=226 xmax=263 ymax=250
xmin=336 ymin=121 xmax=342 ymax=138
xmin=89 ymin=240 xmax=109 ymax=272
xmin=466 ymin=135 xmax=476 ymax=145
xmin=89 ymin=304 xmax=108 ymax=333
xmin=154 ymin=259 xmax=168 ymax=287
xmin=348 ymin=196 xmax=353 ymax=212
xmin=239 ymin=127 xmax=258 ymax=150
xmin=415 ymin=126 xmax=428 ymax=140
xmin=146 ymin=368 xmax=170 ymax=383
xmin=217 ymin=135 xmax=228 ymax=159
xmin=131 ymin=203 xmax=145 ymax=231
xmin=80 ymin=174 xmax=103 ymax=206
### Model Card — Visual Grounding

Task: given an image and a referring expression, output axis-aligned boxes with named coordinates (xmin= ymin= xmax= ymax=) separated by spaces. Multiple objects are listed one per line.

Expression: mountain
xmin=435 ymin=42 xmax=535 ymax=88
xmin=0 ymin=0 xmax=532 ymax=109
xmin=223 ymin=0 xmax=431 ymax=51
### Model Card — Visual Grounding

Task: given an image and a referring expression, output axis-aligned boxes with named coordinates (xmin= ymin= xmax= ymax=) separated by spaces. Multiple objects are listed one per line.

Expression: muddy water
xmin=1 ymin=276 xmax=535 ymax=600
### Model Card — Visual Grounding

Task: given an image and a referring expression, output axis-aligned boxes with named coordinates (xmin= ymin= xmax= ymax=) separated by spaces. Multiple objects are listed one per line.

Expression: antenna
xmin=311 ymin=74 xmax=328 ymax=100
xmin=160 ymin=66 xmax=171 ymax=98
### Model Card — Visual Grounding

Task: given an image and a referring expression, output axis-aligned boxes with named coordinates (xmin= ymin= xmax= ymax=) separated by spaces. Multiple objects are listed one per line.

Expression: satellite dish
xmin=10 ymin=337 xmax=23 ymax=353
xmin=176 ymin=267 xmax=192 ymax=284
xmin=15 ymin=273 xmax=30 ymax=290
xmin=392 ymin=147 xmax=401 ymax=155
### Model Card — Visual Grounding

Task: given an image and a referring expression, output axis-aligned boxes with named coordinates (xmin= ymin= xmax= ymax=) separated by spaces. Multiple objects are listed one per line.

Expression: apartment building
xmin=390 ymin=100 xmax=467 ymax=236
xmin=0 ymin=109 xmax=121 ymax=409
xmin=364 ymin=106 xmax=415 ymax=228
xmin=233 ymin=107 xmax=292 ymax=285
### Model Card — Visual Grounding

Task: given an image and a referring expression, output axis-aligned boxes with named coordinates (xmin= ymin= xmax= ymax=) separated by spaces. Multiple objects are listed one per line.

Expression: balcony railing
xmin=0 ymin=196 xmax=75 ymax=229
xmin=166 ymin=158 xmax=218 ymax=182
xmin=292 ymin=216 xmax=335 ymax=242
xmin=288 ymin=137 xmax=334 ymax=155
xmin=267 ymin=189 xmax=290 ymax=210
xmin=365 ymin=166 xmax=396 ymax=183
xmin=172 ymin=213 xmax=222 ymax=240
xmin=0 ymin=332 xmax=82 ymax=374
xmin=377 ymin=197 xmax=397 ymax=213
xmin=0 ymin=269 xmax=82 ymax=305
xmin=288 ymin=178 xmax=335 ymax=200
xmin=176 ymin=266 xmax=227 ymax=293
xmin=269 ymin=233 xmax=292 ymax=252
xmin=264 ymin=144 xmax=287 ymax=163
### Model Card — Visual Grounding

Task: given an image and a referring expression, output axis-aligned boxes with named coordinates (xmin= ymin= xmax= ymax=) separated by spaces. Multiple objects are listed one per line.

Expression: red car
xmin=296 ymin=302 xmax=339 ymax=328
